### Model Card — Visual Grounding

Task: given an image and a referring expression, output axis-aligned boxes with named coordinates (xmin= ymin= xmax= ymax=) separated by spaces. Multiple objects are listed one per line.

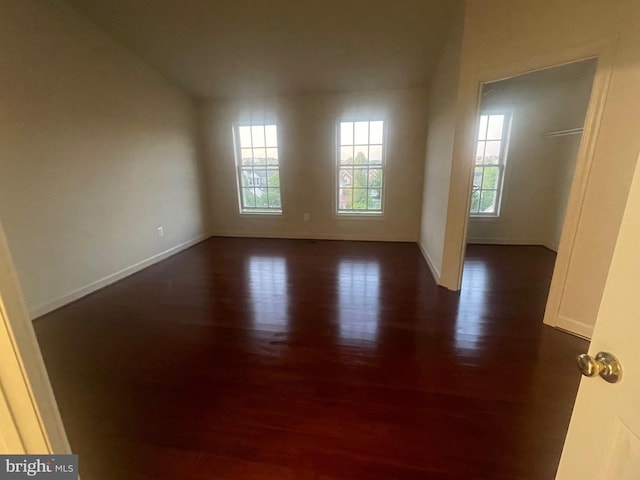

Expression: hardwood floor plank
xmin=34 ymin=239 xmax=586 ymax=479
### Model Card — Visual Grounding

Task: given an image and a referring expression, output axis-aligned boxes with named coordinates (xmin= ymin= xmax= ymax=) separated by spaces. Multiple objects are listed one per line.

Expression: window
xmin=470 ymin=113 xmax=510 ymax=216
xmin=337 ymin=120 xmax=385 ymax=214
xmin=234 ymin=124 xmax=282 ymax=213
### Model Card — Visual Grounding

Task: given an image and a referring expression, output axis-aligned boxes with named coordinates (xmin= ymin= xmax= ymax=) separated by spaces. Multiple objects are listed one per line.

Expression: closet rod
xmin=544 ymin=127 xmax=583 ymax=138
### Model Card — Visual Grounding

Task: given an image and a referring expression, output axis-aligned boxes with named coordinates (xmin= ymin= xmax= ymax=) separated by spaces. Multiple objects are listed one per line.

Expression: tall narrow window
xmin=337 ymin=120 xmax=385 ymax=214
xmin=234 ymin=124 xmax=282 ymax=214
xmin=470 ymin=113 xmax=510 ymax=216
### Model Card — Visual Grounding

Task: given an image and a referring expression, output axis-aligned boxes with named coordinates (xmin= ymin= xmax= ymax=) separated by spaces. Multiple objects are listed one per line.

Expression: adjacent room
xmin=467 ymin=60 xmax=597 ymax=252
xmin=1 ymin=1 xmax=640 ymax=479
xmin=463 ymin=59 xmax=598 ymax=337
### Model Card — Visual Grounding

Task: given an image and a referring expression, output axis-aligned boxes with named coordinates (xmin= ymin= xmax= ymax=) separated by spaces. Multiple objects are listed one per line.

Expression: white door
xmin=0 ymin=221 xmax=70 ymax=453
xmin=556 ymin=152 xmax=640 ymax=479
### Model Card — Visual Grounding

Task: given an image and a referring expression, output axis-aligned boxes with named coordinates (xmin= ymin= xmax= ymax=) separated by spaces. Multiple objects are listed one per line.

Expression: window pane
xmin=369 ymin=145 xmax=382 ymax=163
xmin=255 ymin=188 xmax=269 ymax=208
xmin=242 ymin=188 xmax=256 ymax=208
xmin=337 ymin=119 xmax=386 ymax=214
xmin=265 ymin=125 xmax=278 ymax=147
xmin=368 ymin=189 xmax=382 ymax=210
xmin=487 ymin=115 xmax=504 ymax=140
xmin=476 ymin=142 xmax=485 ymax=164
xmin=340 ymin=146 xmax=354 ymax=164
xmin=239 ymin=126 xmax=252 ymax=147
xmin=241 ymin=148 xmax=253 ymax=165
xmin=479 ymin=190 xmax=496 ymax=213
xmin=339 ymin=169 xmax=353 ymax=187
xmin=251 ymin=125 xmax=265 ymax=148
xmin=473 ymin=167 xmax=483 ymax=189
xmin=353 ymin=189 xmax=367 ymax=209
xmin=478 ymin=115 xmax=488 ymax=141
xmin=339 ymin=188 xmax=353 ymax=209
xmin=354 ymin=146 xmax=368 ymax=164
xmin=354 ymin=122 xmax=368 ymax=144
xmin=340 ymin=122 xmax=354 ymax=145
xmin=368 ymin=168 xmax=382 ymax=187
xmin=236 ymin=124 xmax=281 ymax=214
xmin=266 ymin=147 xmax=278 ymax=164
xmin=253 ymin=148 xmax=267 ymax=165
xmin=470 ymin=190 xmax=480 ymax=213
xmin=471 ymin=113 xmax=509 ymax=217
xmin=484 ymin=141 xmax=501 ymax=164
xmin=268 ymin=188 xmax=281 ymax=208
xmin=258 ymin=168 xmax=269 ymax=187
xmin=370 ymin=121 xmax=383 ymax=144
xmin=267 ymin=169 xmax=280 ymax=187
xmin=353 ymin=168 xmax=368 ymax=187
xmin=482 ymin=166 xmax=499 ymax=189
xmin=241 ymin=168 xmax=253 ymax=187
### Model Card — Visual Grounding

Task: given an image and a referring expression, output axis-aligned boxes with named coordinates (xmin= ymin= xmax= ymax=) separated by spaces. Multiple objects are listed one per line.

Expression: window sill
xmin=336 ymin=212 xmax=385 ymax=219
xmin=469 ymin=215 xmax=502 ymax=222
xmin=239 ymin=211 xmax=283 ymax=216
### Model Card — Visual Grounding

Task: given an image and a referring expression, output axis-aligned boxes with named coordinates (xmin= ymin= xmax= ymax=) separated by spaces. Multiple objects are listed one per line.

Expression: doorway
xmin=464 ymin=59 xmax=598 ymax=338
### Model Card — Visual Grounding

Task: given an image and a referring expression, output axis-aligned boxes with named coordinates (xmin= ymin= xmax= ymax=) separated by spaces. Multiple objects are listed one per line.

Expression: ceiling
xmin=64 ymin=0 xmax=460 ymax=99
xmin=484 ymin=59 xmax=598 ymax=93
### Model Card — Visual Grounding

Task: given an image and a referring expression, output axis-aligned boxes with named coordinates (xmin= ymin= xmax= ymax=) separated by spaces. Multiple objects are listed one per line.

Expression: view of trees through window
xmin=470 ymin=114 xmax=509 ymax=216
xmin=338 ymin=120 xmax=385 ymax=213
xmin=235 ymin=124 xmax=282 ymax=213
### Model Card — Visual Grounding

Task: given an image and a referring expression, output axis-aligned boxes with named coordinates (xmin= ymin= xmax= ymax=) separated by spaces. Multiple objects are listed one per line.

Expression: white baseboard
xmin=211 ymin=231 xmax=417 ymax=243
xmin=467 ymin=237 xmax=558 ymax=252
xmin=553 ymin=315 xmax=594 ymax=340
xmin=467 ymin=237 xmax=539 ymax=245
xmin=417 ymin=242 xmax=441 ymax=284
xmin=30 ymin=233 xmax=211 ymax=320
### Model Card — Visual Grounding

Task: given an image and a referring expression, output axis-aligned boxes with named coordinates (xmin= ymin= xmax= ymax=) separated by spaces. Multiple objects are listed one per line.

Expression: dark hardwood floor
xmin=34 ymin=238 xmax=587 ymax=480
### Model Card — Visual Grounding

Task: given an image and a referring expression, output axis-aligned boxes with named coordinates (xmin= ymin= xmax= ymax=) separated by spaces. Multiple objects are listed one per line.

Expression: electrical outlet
xmin=303 ymin=213 xmax=310 ymax=221
xmin=157 ymin=226 xmax=164 ymax=237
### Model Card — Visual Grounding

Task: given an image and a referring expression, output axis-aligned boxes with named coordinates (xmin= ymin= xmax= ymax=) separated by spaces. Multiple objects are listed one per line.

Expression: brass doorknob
xmin=577 ymin=352 xmax=622 ymax=383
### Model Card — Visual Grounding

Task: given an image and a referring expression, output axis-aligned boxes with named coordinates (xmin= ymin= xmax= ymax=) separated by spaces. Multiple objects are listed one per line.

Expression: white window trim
xmin=232 ymin=122 xmax=283 ymax=215
xmin=335 ymin=118 xmax=388 ymax=217
xmin=470 ymin=111 xmax=512 ymax=218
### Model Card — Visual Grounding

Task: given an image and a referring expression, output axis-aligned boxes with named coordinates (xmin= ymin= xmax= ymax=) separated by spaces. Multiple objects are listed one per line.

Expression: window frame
xmin=335 ymin=118 xmax=387 ymax=216
xmin=470 ymin=111 xmax=512 ymax=218
xmin=232 ymin=122 xmax=283 ymax=215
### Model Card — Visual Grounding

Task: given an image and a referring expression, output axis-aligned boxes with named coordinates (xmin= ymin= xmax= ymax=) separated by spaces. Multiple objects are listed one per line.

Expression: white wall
xmin=0 ymin=0 xmax=209 ymax=317
xmin=418 ymin=8 xmax=464 ymax=279
xmin=548 ymin=136 xmax=582 ymax=250
xmin=467 ymin=61 xmax=596 ymax=250
xmin=201 ymin=89 xmax=428 ymax=242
